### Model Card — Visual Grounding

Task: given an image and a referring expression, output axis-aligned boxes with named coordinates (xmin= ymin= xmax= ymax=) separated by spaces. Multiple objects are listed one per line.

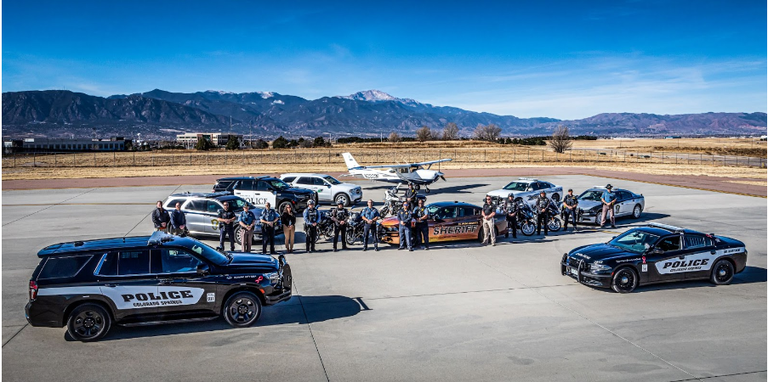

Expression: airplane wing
xmin=359 ymin=159 xmax=452 ymax=169
xmin=410 ymin=158 xmax=452 ymax=166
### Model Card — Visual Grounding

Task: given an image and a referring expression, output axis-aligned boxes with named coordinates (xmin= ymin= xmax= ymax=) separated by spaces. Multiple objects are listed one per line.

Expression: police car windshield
xmin=503 ymin=182 xmax=528 ymax=191
xmin=269 ymin=179 xmax=290 ymax=190
xmin=578 ymin=190 xmax=604 ymax=201
xmin=187 ymin=238 xmax=230 ymax=265
xmin=322 ymin=176 xmax=341 ymax=185
xmin=609 ymin=230 xmax=661 ymax=254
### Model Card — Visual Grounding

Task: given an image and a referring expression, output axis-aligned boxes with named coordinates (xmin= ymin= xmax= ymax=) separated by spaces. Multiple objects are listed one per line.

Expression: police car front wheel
xmin=710 ymin=259 xmax=735 ymax=285
xmin=223 ymin=291 xmax=263 ymax=327
xmin=611 ymin=267 xmax=638 ymax=293
xmin=66 ymin=303 xmax=112 ymax=342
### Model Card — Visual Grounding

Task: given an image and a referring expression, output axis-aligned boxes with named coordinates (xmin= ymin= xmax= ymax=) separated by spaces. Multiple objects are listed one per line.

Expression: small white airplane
xmin=341 ymin=152 xmax=452 ymax=193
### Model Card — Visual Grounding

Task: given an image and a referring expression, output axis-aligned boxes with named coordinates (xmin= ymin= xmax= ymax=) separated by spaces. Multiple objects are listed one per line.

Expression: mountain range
xmin=2 ymin=89 xmax=765 ymax=139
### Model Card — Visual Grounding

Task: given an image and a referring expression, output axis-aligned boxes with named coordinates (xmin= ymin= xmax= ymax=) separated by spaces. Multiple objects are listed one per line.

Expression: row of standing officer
xmin=495 ymin=188 xmax=581 ymax=238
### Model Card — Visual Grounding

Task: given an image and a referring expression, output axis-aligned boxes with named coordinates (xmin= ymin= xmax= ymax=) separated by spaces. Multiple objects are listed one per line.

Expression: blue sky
xmin=3 ymin=0 xmax=766 ymax=119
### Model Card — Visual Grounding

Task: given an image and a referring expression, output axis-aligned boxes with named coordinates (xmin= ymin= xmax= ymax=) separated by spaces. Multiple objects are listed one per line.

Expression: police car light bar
xmin=148 ymin=231 xmax=175 ymax=245
xmin=517 ymin=177 xmax=538 ymax=181
xmin=647 ymin=223 xmax=685 ymax=233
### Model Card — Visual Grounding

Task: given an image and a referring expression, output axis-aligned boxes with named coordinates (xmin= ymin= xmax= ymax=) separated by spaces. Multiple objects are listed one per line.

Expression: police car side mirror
xmin=272 ymin=190 xmax=277 ymax=195
xmin=197 ymin=263 xmax=210 ymax=276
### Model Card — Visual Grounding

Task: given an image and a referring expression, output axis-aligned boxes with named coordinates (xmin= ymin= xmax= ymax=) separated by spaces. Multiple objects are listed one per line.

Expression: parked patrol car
xmin=26 ymin=232 xmax=292 ymax=341
xmin=379 ymin=201 xmax=508 ymax=245
xmin=280 ymin=173 xmax=363 ymax=206
xmin=486 ymin=178 xmax=564 ymax=204
xmin=561 ymin=223 xmax=747 ymax=293
xmin=162 ymin=192 xmax=282 ymax=245
xmin=213 ymin=176 xmax=317 ymax=213
xmin=576 ymin=186 xmax=645 ymax=225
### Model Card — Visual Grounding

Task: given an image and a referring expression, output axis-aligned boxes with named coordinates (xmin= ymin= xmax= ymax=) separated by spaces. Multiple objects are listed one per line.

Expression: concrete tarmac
xmin=2 ymin=176 xmax=766 ymax=382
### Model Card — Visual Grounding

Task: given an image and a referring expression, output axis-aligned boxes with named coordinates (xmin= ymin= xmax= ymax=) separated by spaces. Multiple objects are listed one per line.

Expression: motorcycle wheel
xmin=548 ymin=218 xmax=562 ymax=232
xmin=521 ymin=221 xmax=536 ymax=236
xmin=345 ymin=228 xmax=360 ymax=245
xmin=321 ymin=225 xmax=333 ymax=240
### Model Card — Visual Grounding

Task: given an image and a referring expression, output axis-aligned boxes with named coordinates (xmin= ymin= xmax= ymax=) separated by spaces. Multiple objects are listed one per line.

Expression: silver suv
xmin=280 ymin=173 xmax=363 ymax=206
xmin=162 ymin=192 xmax=281 ymax=244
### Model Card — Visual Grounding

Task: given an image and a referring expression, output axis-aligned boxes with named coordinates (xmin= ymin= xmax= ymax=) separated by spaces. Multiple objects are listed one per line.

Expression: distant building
xmin=176 ymin=132 xmax=243 ymax=148
xmin=664 ymin=136 xmax=682 ymax=139
xmin=3 ymin=137 xmax=128 ymax=153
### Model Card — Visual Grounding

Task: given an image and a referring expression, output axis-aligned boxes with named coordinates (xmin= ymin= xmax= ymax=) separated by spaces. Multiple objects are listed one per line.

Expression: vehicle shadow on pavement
xmin=86 ymin=295 xmax=361 ymax=342
xmin=589 ymin=266 xmax=766 ymax=294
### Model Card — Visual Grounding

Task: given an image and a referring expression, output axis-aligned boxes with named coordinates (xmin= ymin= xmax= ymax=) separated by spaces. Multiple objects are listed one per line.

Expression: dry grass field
xmin=2 ymin=138 xmax=765 ymax=184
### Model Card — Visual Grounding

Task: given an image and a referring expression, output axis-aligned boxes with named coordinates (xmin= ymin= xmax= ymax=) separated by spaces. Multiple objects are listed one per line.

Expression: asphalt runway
xmin=2 ymin=175 xmax=766 ymax=382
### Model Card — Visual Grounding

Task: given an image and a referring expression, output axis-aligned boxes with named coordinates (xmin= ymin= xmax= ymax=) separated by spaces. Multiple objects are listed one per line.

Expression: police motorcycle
xmin=344 ymin=210 xmax=366 ymax=245
xmin=516 ymin=197 xmax=538 ymax=236
xmin=380 ymin=187 xmax=427 ymax=217
xmin=317 ymin=210 xmax=335 ymax=241
xmin=524 ymin=195 xmax=562 ymax=233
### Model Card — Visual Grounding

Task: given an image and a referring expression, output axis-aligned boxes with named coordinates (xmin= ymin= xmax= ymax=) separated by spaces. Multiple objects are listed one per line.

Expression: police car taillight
xmin=29 ymin=281 xmax=38 ymax=300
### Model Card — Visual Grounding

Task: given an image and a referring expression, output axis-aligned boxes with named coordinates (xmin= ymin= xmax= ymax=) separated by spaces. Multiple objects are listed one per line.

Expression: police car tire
xmin=335 ymin=193 xmax=350 ymax=207
xmin=223 ymin=291 xmax=262 ymax=327
xmin=611 ymin=267 xmax=638 ymax=293
xmin=234 ymin=225 xmax=244 ymax=245
xmin=66 ymin=303 xmax=112 ymax=342
xmin=710 ymin=259 xmax=735 ymax=285
xmin=632 ymin=204 xmax=643 ymax=219
xmin=595 ymin=212 xmax=602 ymax=226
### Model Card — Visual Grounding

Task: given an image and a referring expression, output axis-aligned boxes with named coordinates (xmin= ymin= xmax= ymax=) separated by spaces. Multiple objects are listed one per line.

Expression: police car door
xmin=246 ymin=181 xmax=277 ymax=208
xmin=430 ymin=206 xmax=458 ymax=242
xmin=233 ymin=180 xmax=256 ymax=204
xmin=184 ymin=200 xmax=216 ymax=235
xmin=680 ymin=234 xmax=717 ymax=280
xmin=649 ymin=234 xmax=686 ymax=282
xmin=95 ymin=250 xmax=159 ymax=321
xmin=615 ymin=191 xmax=631 ymax=217
xmin=152 ymin=248 xmax=219 ymax=316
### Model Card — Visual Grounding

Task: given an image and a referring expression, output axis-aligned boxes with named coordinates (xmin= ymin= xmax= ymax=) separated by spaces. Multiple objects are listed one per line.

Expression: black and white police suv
xmin=561 ymin=223 xmax=747 ymax=293
xmin=25 ymin=232 xmax=292 ymax=341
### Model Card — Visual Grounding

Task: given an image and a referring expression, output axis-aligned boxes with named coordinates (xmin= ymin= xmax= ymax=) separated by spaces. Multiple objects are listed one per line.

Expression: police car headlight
xmin=265 ymin=272 xmax=280 ymax=284
xmin=590 ymin=263 xmax=612 ymax=273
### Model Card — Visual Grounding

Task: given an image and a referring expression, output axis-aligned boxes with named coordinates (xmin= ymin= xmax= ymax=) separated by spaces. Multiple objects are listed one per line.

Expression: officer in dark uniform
xmin=216 ymin=201 xmax=237 ymax=251
xmin=535 ymin=190 xmax=550 ymax=236
xmin=151 ymin=201 xmax=171 ymax=232
xmin=361 ymin=199 xmax=380 ymax=252
xmin=331 ymin=201 xmax=349 ymax=252
xmin=412 ymin=198 xmax=430 ymax=250
xmin=562 ymin=188 xmax=579 ymax=231
xmin=504 ymin=194 xmax=518 ymax=239
xmin=397 ymin=202 xmax=414 ymax=251
xmin=259 ymin=202 xmax=279 ymax=254
xmin=303 ymin=199 xmax=320 ymax=253
xmin=404 ymin=183 xmax=418 ymax=205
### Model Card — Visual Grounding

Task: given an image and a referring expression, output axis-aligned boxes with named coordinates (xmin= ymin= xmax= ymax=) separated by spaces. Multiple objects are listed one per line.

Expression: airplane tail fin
xmin=342 ymin=152 xmax=361 ymax=169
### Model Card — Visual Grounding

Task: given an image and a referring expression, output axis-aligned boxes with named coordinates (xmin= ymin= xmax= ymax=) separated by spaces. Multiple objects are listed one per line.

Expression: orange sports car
xmin=379 ymin=201 xmax=508 ymax=245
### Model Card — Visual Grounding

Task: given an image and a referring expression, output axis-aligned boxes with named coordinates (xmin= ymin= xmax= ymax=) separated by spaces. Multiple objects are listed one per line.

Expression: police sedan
xmin=379 ymin=201 xmax=508 ymax=245
xmin=561 ymin=223 xmax=747 ymax=293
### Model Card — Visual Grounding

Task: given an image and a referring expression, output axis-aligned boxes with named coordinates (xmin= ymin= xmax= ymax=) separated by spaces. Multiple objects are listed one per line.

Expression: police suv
xmin=561 ymin=223 xmax=747 ymax=293
xmin=25 ymin=232 xmax=292 ymax=341
xmin=280 ymin=173 xmax=363 ymax=207
xmin=214 ymin=176 xmax=316 ymax=213
xmin=162 ymin=192 xmax=282 ymax=245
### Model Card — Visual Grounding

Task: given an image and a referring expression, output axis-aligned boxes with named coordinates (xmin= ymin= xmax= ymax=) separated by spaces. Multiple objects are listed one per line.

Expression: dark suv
xmin=25 ymin=232 xmax=292 ymax=341
xmin=213 ymin=176 xmax=317 ymax=213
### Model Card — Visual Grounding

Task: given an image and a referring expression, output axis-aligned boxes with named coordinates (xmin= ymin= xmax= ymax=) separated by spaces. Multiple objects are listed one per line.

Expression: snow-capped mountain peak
xmin=345 ymin=90 xmax=397 ymax=102
xmin=338 ymin=90 xmax=425 ymax=107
